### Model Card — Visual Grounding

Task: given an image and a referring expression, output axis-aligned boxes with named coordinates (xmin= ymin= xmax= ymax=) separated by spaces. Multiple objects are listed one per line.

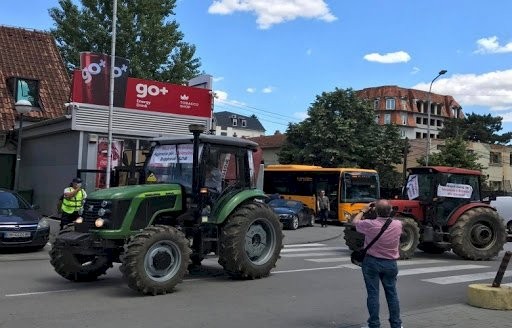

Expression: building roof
xmin=357 ymin=85 xmax=463 ymax=117
xmin=248 ymin=133 xmax=286 ymax=149
xmin=0 ymin=26 xmax=70 ymax=131
xmin=214 ymin=111 xmax=265 ymax=132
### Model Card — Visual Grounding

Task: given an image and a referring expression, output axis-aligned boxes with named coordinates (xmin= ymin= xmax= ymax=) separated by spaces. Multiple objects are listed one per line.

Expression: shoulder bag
xmin=350 ymin=218 xmax=392 ymax=267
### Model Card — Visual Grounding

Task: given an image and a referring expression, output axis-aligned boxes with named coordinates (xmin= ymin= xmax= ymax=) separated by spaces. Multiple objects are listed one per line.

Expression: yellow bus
xmin=263 ymin=165 xmax=380 ymax=223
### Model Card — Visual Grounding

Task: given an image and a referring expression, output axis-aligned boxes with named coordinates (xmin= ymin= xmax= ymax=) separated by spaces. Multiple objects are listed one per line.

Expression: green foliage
xmin=416 ymin=137 xmax=484 ymax=170
xmin=439 ymin=113 xmax=512 ymax=145
xmin=49 ymin=0 xmax=201 ymax=83
xmin=278 ymin=88 xmax=406 ymax=187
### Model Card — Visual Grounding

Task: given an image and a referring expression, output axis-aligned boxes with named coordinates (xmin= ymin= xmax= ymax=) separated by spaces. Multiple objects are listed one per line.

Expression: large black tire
xmin=219 ymin=201 xmax=283 ymax=279
xmin=120 ymin=225 xmax=191 ymax=295
xmin=343 ymin=225 xmax=364 ymax=251
xmin=398 ymin=217 xmax=420 ymax=259
xmin=417 ymin=242 xmax=449 ymax=254
xmin=49 ymin=225 xmax=112 ymax=282
xmin=450 ymin=207 xmax=507 ymax=260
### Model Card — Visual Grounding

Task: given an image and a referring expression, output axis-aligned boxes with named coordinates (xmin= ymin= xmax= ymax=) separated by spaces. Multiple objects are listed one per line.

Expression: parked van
xmin=490 ymin=196 xmax=512 ymax=234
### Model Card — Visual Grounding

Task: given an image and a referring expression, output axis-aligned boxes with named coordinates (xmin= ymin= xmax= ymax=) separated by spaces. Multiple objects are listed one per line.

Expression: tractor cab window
xmin=438 ymin=174 xmax=480 ymax=201
xmin=404 ymin=173 xmax=434 ymax=201
xmin=145 ymin=143 xmax=201 ymax=193
xmin=203 ymin=145 xmax=247 ymax=193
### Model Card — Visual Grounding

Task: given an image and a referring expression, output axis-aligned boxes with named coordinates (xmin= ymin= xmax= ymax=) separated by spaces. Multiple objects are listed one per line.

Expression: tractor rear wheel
xmin=219 ymin=201 xmax=283 ymax=279
xmin=343 ymin=225 xmax=364 ymax=251
xmin=450 ymin=207 xmax=507 ymax=260
xmin=50 ymin=225 xmax=112 ymax=282
xmin=398 ymin=217 xmax=420 ymax=259
xmin=120 ymin=225 xmax=191 ymax=295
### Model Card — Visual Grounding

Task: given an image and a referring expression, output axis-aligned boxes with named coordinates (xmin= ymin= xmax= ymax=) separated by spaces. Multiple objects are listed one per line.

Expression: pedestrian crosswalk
xmin=281 ymin=243 xmax=512 ymax=286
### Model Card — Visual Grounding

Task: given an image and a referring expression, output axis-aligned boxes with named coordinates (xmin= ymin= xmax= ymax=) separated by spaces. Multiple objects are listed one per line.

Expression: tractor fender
xmin=446 ymin=203 xmax=497 ymax=226
xmin=212 ymin=189 xmax=267 ymax=224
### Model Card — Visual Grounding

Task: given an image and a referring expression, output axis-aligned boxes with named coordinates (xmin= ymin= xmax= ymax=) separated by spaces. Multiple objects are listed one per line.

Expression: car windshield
xmin=0 ymin=191 xmax=29 ymax=209
xmin=269 ymin=199 xmax=301 ymax=210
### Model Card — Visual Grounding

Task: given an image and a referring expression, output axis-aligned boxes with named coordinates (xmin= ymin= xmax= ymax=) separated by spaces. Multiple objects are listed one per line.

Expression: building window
xmin=437 ymin=120 xmax=442 ymax=127
xmin=422 ymin=133 xmax=427 ymax=139
xmin=400 ymin=129 xmax=406 ymax=138
xmin=416 ymin=132 xmax=421 ymax=139
xmin=423 ymin=118 xmax=428 ymax=125
xmin=436 ymin=106 xmax=442 ymax=115
xmin=232 ymin=118 xmax=237 ymax=126
xmin=374 ymin=99 xmax=379 ymax=110
xmin=416 ymin=117 xmax=421 ymax=124
xmin=385 ymin=98 xmax=395 ymax=110
xmin=401 ymin=99 xmax=407 ymax=110
xmin=384 ymin=114 xmax=391 ymax=124
xmin=6 ymin=77 xmax=40 ymax=107
xmin=375 ymin=115 xmax=380 ymax=124
xmin=220 ymin=132 xmax=227 ymax=136
xmin=241 ymin=119 xmax=247 ymax=127
xmin=490 ymin=152 xmax=501 ymax=165
xmin=401 ymin=113 xmax=407 ymax=125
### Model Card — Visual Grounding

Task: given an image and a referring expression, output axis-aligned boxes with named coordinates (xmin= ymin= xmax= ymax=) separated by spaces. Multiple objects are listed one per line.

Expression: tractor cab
xmin=401 ymin=166 xmax=482 ymax=226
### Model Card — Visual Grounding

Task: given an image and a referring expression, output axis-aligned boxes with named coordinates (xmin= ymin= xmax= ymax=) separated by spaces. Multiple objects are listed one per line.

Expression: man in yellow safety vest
xmin=60 ymin=177 xmax=87 ymax=229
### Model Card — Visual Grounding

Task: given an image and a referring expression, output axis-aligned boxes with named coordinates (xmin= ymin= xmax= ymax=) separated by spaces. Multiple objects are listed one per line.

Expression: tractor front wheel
xmin=120 ymin=225 xmax=191 ymax=295
xmin=450 ymin=207 xmax=507 ymax=260
xmin=398 ymin=217 xmax=420 ymax=259
xmin=219 ymin=201 xmax=283 ymax=279
xmin=49 ymin=225 xmax=112 ymax=282
xmin=343 ymin=225 xmax=364 ymax=251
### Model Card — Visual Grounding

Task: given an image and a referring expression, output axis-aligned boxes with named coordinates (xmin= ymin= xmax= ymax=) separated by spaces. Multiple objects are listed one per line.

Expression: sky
xmin=1 ymin=1 xmax=512 ymax=135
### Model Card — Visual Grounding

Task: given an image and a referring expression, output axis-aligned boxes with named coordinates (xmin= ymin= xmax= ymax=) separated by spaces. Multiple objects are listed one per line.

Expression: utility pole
xmin=403 ymin=137 xmax=409 ymax=180
xmin=426 ymin=69 xmax=447 ymax=165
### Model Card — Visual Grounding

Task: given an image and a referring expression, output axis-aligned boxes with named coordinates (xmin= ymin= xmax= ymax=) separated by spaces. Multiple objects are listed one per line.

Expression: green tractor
xmin=50 ymin=125 xmax=283 ymax=295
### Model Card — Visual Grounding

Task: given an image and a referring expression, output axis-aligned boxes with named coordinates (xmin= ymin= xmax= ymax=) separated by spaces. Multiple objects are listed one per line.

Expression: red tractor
xmin=344 ymin=166 xmax=507 ymax=260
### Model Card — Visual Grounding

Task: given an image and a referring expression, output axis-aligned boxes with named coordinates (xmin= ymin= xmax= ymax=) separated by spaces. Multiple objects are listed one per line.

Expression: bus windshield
xmin=342 ymin=172 xmax=379 ymax=203
xmin=145 ymin=144 xmax=202 ymax=192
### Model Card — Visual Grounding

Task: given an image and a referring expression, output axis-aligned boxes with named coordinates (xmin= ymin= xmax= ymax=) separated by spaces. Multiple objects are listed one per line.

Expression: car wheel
xmin=290 ymin=216 xmax=299 ymax=230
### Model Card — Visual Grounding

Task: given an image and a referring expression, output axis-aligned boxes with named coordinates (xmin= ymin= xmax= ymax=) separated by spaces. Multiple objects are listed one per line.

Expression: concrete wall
xmin=20 ymin=130 xmax=80 ymax=217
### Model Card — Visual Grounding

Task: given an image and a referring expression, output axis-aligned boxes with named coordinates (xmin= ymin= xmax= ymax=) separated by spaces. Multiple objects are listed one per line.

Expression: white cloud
xmin=411 ymin=67 xmax=420 ymax=74
xmin=411 ymin=69 xmax=512 ymax=111
xmin=213 ymin=76 xmax=224 ymax=82
xmin=363 ymin=51 xmax=411 ymax=64
xmin=293 ymin=111 xmax=308 ymax=120
xmin=306 ymin=48 xmax=312 ymax=56
xmin=475 ymin=36 xmax=512 ymax=54
xmin=208 ymin=0 xmax=337 ymax=30
xmin=246 ymin=87 xmax=256 ymax=93
xmin=214 ymin=90 xmax=228 ymax=100
xmin=262 ymin=86 xmax=274 ymax=93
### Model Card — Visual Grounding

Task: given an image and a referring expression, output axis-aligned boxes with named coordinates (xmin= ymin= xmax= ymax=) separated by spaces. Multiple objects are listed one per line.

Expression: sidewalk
xmin=343 ymin=303 xmax=512 ymax=328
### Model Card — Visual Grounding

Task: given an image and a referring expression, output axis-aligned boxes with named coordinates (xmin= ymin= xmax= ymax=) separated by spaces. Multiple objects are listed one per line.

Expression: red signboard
xmin=71 ymin=65 xmax=212 ymax=118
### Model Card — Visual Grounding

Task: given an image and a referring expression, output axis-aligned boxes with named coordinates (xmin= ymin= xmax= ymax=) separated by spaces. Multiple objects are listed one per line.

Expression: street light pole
xmin=13 ymin=100 xmax=33 ymax=191
xmin=425 ymin=69 xmax=447 ymax=166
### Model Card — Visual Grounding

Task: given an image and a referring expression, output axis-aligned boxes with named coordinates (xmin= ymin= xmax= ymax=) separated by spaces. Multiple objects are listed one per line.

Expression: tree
xmin=278 ymin=88 xmax=405 ymax=187
xmin=416 ymin=136 xmax=483 ymax=170
xmin=439 ymin=113 xmax=512 ymax=145
xmin=49 ymin=0 xmax=201 ymax=84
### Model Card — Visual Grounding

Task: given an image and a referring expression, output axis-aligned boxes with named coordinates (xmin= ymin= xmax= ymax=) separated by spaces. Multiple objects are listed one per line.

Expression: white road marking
xmin=281 ymin=252 xmax=346 ymax=258
xmin=281 ymin=246 xmax=347 ymax=253
xmin=422 ymin=271 xmax=512 ymax=285
xmin=306 ymin=257 xmax=351 ymax=263
xmin=5 ymin=289 xmax=76 ymax=297
xmin=273 ymin=265 xmax=343 ymax=274
xmin=398 ymin=265 xmax=488 ymax=276
xmin=284 ymin=243 xmax=326 ymax=248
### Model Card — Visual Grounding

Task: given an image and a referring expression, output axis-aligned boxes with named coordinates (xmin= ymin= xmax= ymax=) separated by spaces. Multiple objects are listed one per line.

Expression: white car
xmin=490 ymin=196 xmax=512 ymax=234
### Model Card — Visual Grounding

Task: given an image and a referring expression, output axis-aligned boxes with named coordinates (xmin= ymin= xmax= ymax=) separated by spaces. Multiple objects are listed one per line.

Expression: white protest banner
xmin=407 ymin=174 xmax=420 ymax=200
xmin=437 ymin=183 xmax=473 ymax=199
xmin=149 ymin=144 xmax=197 ymax=165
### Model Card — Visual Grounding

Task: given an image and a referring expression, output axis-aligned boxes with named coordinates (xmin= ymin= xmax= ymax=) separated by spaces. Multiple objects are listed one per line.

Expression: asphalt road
xmin=0 ymin=227 xmax=511 ymax=328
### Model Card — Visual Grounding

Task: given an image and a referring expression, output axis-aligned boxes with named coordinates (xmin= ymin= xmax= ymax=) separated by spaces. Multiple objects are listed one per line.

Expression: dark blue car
xmin=0 ymin=189 xmax=50 ymax=250
xmin=268 ymin=199 xmax=315 ymax=230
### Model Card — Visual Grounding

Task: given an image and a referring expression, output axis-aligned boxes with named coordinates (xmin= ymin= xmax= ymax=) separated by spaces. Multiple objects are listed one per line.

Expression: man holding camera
xmin=60 ymin=177 xmax=87 ymax=229
xmin=352 ymin=200 xmax=403 ymax=328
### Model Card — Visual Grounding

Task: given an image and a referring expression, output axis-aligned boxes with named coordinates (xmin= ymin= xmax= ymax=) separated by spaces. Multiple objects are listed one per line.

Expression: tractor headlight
xmin=75 ymin=217 xmax=84 ymax=224
xmin=95 ymin=218 xmax=105 ymax=228
xmin=101 ymin=200 xmax=111 ymax=208
xmin=98 ymin=208 xmax=106 ymax=217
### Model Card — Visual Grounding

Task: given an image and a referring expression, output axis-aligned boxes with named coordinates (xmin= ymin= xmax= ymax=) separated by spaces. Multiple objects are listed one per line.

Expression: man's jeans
xmin=362 ymin=255 xmax=402 ymax=328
